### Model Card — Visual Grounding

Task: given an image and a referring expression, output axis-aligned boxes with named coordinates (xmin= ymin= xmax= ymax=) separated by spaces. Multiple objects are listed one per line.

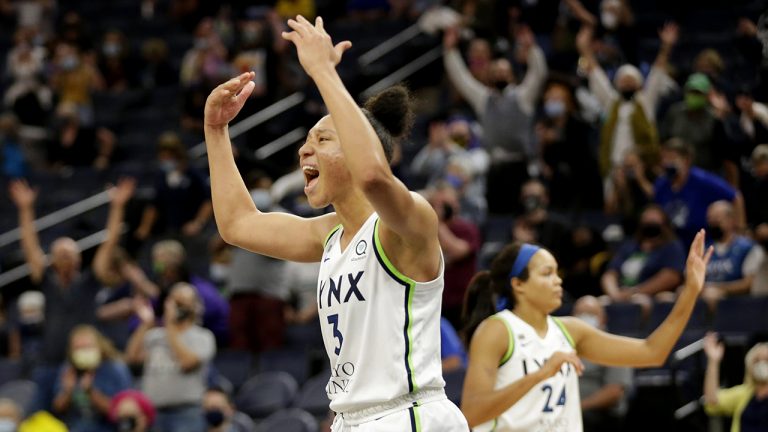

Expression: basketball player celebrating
xmin=461 ymin=231 xmax=713 ymax=431
xmin=204 ymin=15 xmax=468 ymax=432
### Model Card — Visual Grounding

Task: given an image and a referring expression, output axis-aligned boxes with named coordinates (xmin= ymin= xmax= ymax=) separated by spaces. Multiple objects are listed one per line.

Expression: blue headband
xmin=508 ymin=244 xmax=541 ymax=280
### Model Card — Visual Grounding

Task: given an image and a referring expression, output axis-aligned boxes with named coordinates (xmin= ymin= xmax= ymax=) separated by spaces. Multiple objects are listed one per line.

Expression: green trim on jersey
xmin=323 ymin=224 xmax=342 ymax=247
xmin=373 ymin=219 xmax=419 ymax=393
xmin=552 ymin=317 xmax=575 ymax=348
xmin=490 ymin=315 xmax=515 ymax=366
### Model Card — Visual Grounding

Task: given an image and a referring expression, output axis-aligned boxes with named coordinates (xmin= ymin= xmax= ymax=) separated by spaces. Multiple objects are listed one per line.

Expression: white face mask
xmin=577 ymin=313 xmax=600 ymax=329
xmin=601 ymin=11 xmax=619 ymax=30
xmin=0 ymin=419 xmax=16 ymax=432
xmin=752 ymin=360 xmax=768 ymax=382
xmin=72 ymin=347 xmax=102 ymax=370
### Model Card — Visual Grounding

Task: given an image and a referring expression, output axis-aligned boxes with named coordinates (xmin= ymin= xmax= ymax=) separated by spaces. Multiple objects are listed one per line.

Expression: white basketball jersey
xmin=474 ymin=310 xmax=582 ymax=432
xmin=317 ymin=213 xmax=445 ymax=414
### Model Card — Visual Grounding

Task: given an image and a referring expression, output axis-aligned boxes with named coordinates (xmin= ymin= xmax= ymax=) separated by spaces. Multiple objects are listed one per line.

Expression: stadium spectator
xmin=203 ymin=387 xmax=255 ymax=432
xmin=97 ymin=30 xmax=137 ymax=93
xmin=125 ymin=283 xmax=215 ymax=432
xmin=0 ymin=113 xmax=28 ymax=178
xmin=49 ymin=41 xmax=104 ymax=125
xmin=660 ymin=73 xmax=738 ymax=184
xmin=109 ymin=390 xmax=156 ymax=432
xmin=47 ymin=102 xmax=116 ymax=171
xmin=604 ymin=150 xmax=655 ymax=231
xmin=600 ymin=205 xmax=685 ymax=311
xmin=574 ymin=295 xmax=633 ymax=432
xmin=511 ymin=179 xmax=571 ymax=260
xmin=535 ymin=80 xmax=603 ymax=211
xmin=731 ymin=88 xmax=768 ymax=163
xmin=9 ymin=179 xmax=101 ymax=411
xmin=124 ymin=239 xmax=229 ymax=345
xmin=225 ymin=178 xmax=289 ymax=352
xmin=52 ymin=325 xmax=133 ymax=432
xmin=138 ymin=38 xmax=177 ymax=90
xmin=654 ymin=138 xmax=745 ymax=246
xmin=752 ymin=223 xmax=768 ymax=296
xmin=3 ymin=28 xmax=53 ymax=132
xmin=9 ymin=290 xmax=44 ymax=361
xmin=701 ymin=201 xmax=764 ymax=309
xmin=575 ymin=22 xmax=678 ymax=179
xmin=135 ymin=132 xmax=212 ymax=241
xmin=0 ymin=398 xmax=22 ymax=432
xmin=443 ymin=24 xmax=547 ymax=214
xmin=410 ymin=117 xmax=469 ymax=187
xmin=703 ymin=333 xmax=768 ymax=432
xmin=427 ymin=182 xmax=480 ymax=329
xmin=744 ymin=144 xmax=768 ymax=227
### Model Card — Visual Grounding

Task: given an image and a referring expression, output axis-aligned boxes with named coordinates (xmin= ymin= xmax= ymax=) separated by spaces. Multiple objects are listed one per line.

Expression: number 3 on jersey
xmin=541 ymin=384 xmax=566 ymax=412
xmin=327 ymin=314 xmax=344 ymax=355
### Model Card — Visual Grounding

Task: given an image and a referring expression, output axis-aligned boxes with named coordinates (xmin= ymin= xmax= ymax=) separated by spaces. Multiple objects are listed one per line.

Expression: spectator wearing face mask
xmin=9 ymin=290 xmax=44 ymax=363
xmin=125 ymin=283 xmax=215 ymax=432
xmin=135 ymin=132 xmax=213 ymax=241
xmin=52 ymin=325 xmax=133 ymax=432
xmin=744 ymin=144 xmax=768 ymax=227
xmin=536 ymin=81 xmax=603 ymax=211
xmin=49 ymin=41 xmax=104 ymax=125
xmin=701 ymin=201 xmax=764 ymax=309
xmin=576 ymin=22 xmax=678 ymax=180
xmin=704 ymin=334 xmax=768 ymax=432
xmin=601 ymin=205 xmax=685 ymax=312
xmin=573 ymin=296 xmax=634 ymax=432
xmin=511 ymin=179 xmax=571 ymax=260
xmin=0 ymin=398 xmax=22 ymax=432
xmin=750 ymin=223 xmax=768 ymax=296
xmin=443 ymin=24 xmax=547 ymax=214
xmin=203 ymin=387 xmax=255 ymax=432
xmin=660 ymin=73 xmax=739 ymax=184
xmin=654 ymin=138 xmax=746 ymax=246
xmin=109 ymin=390 xmax=156 ymax=432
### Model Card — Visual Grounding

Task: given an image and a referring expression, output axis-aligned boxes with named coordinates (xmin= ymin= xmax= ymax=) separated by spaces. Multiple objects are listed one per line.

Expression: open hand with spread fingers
xmin=281 ymin=15 xmax=352 ymax=78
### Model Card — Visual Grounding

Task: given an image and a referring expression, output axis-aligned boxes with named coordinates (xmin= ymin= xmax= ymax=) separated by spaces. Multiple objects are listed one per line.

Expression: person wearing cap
xmin=653 ymin=138 xmax=746 ymax=246
xmin=109 ymin=390 xmax=156 ymax=432
xmin=575 ymin=22 xmax=679 ymax=180
xmin=660 ymin=73 xmax=738 ymax=184
xmin=744 ymin=144 xmax=768 ymax=227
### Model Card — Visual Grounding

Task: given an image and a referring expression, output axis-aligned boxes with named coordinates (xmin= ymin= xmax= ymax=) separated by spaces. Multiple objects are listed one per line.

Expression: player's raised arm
xmin=203 ymin=72 xmax=337 ymax=262
xmin=282 ymin=16 xmax=439 ymax=261
xmin=563 ymin=230 xmax=714 ymax=367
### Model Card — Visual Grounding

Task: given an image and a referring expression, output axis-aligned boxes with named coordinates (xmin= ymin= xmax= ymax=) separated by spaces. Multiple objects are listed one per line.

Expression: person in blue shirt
xmin=601 ymin=204 xmax=686 ymax=315
xmin=701 ymin=201 xmax=764 ymax=310
xmin=440 ymin=317 xmax=467 ymax=373
xmin=653 ymin=138 xmax=746 ymax=246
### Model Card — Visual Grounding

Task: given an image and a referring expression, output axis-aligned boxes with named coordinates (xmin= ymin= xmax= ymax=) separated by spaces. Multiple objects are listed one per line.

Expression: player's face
xmin=298 ymin=115 xmax=351 ymax=208
xmin=514 ymin=249 xmax=563 ymax=313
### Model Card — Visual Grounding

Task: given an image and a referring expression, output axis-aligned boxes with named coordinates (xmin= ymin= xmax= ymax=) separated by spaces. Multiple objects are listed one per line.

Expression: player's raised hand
xmin=684 ymin=229 xmax=714 ymax=294
xmin=204 ymin=72 xmax=256 ymax=130
xmin=281 ymin=15 xmax=352 ymax=77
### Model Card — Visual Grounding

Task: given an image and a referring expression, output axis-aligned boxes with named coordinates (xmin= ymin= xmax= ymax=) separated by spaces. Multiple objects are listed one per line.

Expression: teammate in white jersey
xmin=461 ymin=233 xmax=713 ymax=431
xmin=203 ymin=15 xmax=468 ymax=432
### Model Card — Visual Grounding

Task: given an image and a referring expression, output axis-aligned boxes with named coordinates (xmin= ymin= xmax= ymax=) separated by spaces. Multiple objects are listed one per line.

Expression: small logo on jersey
xmin=324 ymin=257 xmax=331 ymax=262
xmin=355 ymin=240 xmax=367 ymax=256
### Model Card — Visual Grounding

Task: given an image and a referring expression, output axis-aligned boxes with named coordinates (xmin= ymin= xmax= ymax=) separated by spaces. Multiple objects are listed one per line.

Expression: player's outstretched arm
xmin=282 ymin=16 xmax=439 ymax=262
xmin=461 ymin=319 xmax=584 ymax=427
xmin=204 ymin=72 xmax=337 ymax=262
xmin=562 ymin=230 xmax=714 ymax=367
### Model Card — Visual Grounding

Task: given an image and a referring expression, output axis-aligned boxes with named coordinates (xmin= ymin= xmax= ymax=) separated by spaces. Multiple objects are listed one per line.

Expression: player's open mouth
xmin=303 ymin=165 xmax=320 ymax=191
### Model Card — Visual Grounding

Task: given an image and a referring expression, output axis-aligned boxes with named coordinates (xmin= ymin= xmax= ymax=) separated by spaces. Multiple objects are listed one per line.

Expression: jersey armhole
xmin=323 ymin=224 xmax=342 ymax=248
xmin=551 ymin=317 xmax=576 ymax=348
xmin=490 ymin=316 xmax=515 ymax=366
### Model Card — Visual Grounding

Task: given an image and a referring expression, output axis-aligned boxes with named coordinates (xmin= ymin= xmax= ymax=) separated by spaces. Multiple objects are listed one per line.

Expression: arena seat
xmin=235 ymin=371 xmax=298 ymax=419
xmin=293 ymin=372 xmax=331 ymax=417
xmin=257 ymin=408 xmax=319 ymax=432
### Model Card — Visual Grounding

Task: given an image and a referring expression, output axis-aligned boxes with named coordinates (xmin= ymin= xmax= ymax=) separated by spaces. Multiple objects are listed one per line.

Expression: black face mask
xmin=175 ymin=306 xmax=194 ymax=323
xmin=620 ymin=89 xmax=636 ymax=101
xmin=117 ymin=416 xmax=137 ymax=432
xmin=663 ymin=164 xmax=679 ymax=179
xmin=493 ymin=80 xmax=508 ymax=91
xmin=707 ymin=224 xmax=724 ymax=241
xmin=205 ymin=409 xmax=226 ymax=427
xmin=639 ymin=222 xmax=663 ymax=239
xmin=522 ymin=196 xmax=544 ymax=213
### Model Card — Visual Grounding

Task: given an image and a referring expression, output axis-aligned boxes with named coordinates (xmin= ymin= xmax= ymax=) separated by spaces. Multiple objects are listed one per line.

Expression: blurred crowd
xmin=1 ymin=0 xmax=768 ymax=431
